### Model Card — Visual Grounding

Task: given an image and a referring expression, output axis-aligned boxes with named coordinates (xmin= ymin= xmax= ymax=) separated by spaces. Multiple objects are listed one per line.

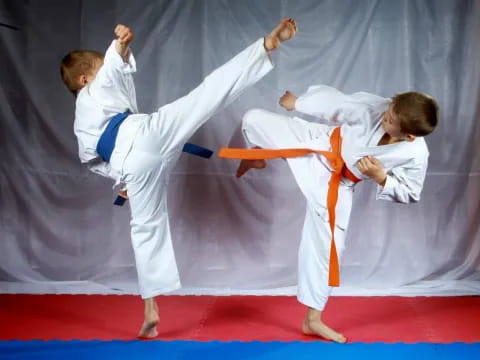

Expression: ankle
xmin=306 ymin=308 xmax=321 ymax=322
xmin=263 ymin=36 xmax=277 ymax=52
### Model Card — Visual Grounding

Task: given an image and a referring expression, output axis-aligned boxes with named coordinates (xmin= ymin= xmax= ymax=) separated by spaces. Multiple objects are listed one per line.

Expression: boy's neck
xmin=378 ymin=133 xmax=404 ymax=146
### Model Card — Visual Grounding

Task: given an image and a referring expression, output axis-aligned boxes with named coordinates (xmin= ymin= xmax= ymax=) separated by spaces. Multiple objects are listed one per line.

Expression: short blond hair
xmin=392 ymin=92 xmax=439 ymax=136
xmin=60 ymin=50 xmax=104 ymax=96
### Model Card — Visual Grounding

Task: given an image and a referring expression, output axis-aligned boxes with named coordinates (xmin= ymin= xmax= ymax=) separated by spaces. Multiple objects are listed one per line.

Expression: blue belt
xmin=96 ymin=113 xmax=214 ymax=206
xmin=96 ymin=112 xmax=214 ymax=162
xmin=96 ymin=112 xmax=130 ymax=162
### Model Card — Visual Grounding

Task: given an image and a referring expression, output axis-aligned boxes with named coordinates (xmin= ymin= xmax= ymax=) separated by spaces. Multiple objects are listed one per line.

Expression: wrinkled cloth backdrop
xmin=0 ymin=0 xmax=479 ymax=296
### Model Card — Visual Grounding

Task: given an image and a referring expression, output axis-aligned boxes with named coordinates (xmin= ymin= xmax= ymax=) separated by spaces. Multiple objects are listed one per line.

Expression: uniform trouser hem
xmin=140 ymin=281 xmax=182 ymax=299
xmin=297 ymin=294 xmax=327 ymax=312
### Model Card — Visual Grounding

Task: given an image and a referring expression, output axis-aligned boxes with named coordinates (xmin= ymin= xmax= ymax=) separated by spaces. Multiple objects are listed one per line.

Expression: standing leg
xmin=237 ymin=108 xmax=352 ymax=341
xmin=302 ymin=307 xmax=346 ymax=343
xmin=116 ymin=20 xmax=296 ymax=336
xmin=139 ymin=297 xmax=159 ymax=338
xmin=297 ymin=202 xmax=348 ymax=343
xmin=122 ymin=151 xmax=181 ymax=338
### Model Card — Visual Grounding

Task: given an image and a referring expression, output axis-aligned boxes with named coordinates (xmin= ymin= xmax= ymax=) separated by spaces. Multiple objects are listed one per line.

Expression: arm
xmin=86 ymin=158 xmax=117 ymax=180
xmin=90 ymin=25 xmax=136 ymax=91
xmin=88 ymin=160 xmax=129 ymax=202
xmin=102 ymin=24 xmax=136 ymax=76
xmin=376 ymin=164 xmax=427 ymax=204
xmin=114 ymin=24 xmax=134 ymax=62
xmin=88 ymin=24 xmax=138 ymax=112
xmin=279 ymin=85 xmax=357 ymax=123
xmin=357 ymin=156 xmax=427 ymax=204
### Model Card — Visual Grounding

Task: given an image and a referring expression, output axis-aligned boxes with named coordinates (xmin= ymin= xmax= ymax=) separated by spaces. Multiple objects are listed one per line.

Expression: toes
xmin=287 ymin=18 xmax=297 ymax=33
xmin=336 ymin=335 xmax=347 ymax=344
xmin=289 ymin=20 xmax=297 ymax=34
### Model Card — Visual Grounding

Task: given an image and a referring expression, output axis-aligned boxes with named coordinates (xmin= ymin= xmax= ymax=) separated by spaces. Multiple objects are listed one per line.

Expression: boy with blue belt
xmin=61 ymin=20 xmax=297 ymax=338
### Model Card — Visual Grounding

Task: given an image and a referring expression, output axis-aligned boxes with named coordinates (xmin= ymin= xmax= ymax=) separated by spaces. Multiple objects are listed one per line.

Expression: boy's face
xmin=382 ymin=104 xmax=411 ymax=140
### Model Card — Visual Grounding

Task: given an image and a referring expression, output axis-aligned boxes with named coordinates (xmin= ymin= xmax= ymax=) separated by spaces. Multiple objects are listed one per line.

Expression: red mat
xmin=0 ymin=295 xmax=478 ymax=343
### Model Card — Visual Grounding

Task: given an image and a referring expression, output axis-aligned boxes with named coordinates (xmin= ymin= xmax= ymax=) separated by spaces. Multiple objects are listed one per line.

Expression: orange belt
xmin=218 ymin=127 xmax=361 ymax=287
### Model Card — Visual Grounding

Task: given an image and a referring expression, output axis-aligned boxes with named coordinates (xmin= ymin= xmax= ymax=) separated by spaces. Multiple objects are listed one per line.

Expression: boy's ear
xmin=405 ymin=134 xmax=416 ymax=142
xmin=79 ymin=74 xmax=88 ymax=86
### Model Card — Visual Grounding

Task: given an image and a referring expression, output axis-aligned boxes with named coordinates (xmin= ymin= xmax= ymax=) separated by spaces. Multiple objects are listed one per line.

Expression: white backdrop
xmin=0 ymin=0 xmax=479 ymax=296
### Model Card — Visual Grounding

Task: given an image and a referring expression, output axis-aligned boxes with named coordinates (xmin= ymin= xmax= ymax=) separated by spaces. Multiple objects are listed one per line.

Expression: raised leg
xmin=139 ymin=19 xmax=297 ymax=156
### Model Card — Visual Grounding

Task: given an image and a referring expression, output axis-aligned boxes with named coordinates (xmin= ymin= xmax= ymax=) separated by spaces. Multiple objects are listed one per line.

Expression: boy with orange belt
xmin=220 ymin=85 xmax=439 ymax=342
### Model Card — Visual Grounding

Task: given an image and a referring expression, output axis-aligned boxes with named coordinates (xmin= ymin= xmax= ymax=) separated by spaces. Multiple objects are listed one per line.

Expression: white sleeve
xmin=294 ymin=85 xmax=351 ymax=122
xmin=88 ymin=40 xmax=137 ymax=107
xmin=86 ymin=158 xmax=116 ymax=181
xmin=376 ymin=160 xmax=428 ymax=204
xmin=101 ymin=40 xmax=137 ymax=78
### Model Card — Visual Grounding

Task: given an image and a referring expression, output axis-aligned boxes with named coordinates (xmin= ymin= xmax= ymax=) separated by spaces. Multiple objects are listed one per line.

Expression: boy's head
xmin=382 ymin=92 xmax=439 ymax=141
xmin=60 ymin=50 xmax=104 ymax=96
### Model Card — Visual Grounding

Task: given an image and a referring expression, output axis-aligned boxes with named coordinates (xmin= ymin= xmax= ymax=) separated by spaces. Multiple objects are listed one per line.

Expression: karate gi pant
xmin=241 ymin=109 xmax=355 ymax=311
xmin=111 ymin=39 xmax=273 ymax=299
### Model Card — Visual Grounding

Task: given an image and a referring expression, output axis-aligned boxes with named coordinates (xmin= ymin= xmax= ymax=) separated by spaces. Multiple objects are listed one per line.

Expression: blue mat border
xmin=1 ymin=340 xmax=480 ymax=360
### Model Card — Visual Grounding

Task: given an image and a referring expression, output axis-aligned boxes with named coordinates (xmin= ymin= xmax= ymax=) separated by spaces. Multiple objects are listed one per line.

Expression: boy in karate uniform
xmin=60 ymin=19 xmax=297 ymax=338
xmin=221 ymin=85 xmax=439 ymax=342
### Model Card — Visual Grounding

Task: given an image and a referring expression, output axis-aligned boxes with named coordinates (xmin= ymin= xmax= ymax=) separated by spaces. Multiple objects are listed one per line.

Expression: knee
xmin=242 ymin=108 xmax=267 ymax=131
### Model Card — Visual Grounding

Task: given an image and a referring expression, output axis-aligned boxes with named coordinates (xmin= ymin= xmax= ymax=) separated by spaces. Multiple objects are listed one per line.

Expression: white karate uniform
xmin=241 ymin=85 xmax=429 ymax=310
xmin=74 ymin=38 xmax=273 ymax=298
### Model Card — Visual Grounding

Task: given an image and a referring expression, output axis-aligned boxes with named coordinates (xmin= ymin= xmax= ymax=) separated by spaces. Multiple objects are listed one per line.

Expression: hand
xmin=115 ymin=24 xmax=133 ymax=46
xmin=114 ymin=24 xmax=133 ymax=59
xmin=279 ymin=91 xmax=297 ymax=111
xmin=356 ymin=156 xmax=387 ymax=185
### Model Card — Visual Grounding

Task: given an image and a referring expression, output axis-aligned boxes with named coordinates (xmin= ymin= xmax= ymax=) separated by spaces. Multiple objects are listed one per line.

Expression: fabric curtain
xmin=1 ymin=0 xmax=479 ymax=296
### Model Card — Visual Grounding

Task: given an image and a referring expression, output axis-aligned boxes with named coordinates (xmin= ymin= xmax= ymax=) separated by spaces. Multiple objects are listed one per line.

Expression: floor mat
xmin=0 ymin=295 xmax=479 ymax=343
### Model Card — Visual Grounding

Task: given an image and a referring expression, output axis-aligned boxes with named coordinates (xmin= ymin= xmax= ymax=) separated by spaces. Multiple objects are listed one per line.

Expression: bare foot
xmin=264 ymin=18 xmax=297 ymax=51
xmin=138 ymin=313 xmax=159 ymax=338
xmin=236 ymin=159 xmax=267 ymax=177
xmin=138 ymin=300 xmax=159 ymax=339
xmin=302 ymin=317 xmax=347 ymax=343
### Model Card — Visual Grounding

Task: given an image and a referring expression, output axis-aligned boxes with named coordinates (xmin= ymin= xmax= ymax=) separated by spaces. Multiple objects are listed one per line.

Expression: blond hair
xmin=392 ymin=92 xmax=439 ymax=136
xmin=60 ymin=50 xmax=104 ymax=96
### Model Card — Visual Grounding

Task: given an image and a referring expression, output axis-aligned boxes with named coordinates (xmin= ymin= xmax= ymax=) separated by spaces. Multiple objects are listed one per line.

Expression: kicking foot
xmin=264 ymin=18 xmax=297 ymax=52
xmin=236 ymin=159 xmax=267 ymax=178
xmin=302 ymin=318 xmax=347 ymax=343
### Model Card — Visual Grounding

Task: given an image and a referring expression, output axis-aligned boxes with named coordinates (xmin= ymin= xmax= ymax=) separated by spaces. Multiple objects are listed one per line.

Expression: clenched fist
xmin=279 ymin=91 xmax=297 ymax=111
xmin=356 ymin=156 xmax=387 ymax=185
xmin=115 ymin=24 xmax=133 ymax=45
xmin=114 ymin=24 xmax=133 ymax=59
